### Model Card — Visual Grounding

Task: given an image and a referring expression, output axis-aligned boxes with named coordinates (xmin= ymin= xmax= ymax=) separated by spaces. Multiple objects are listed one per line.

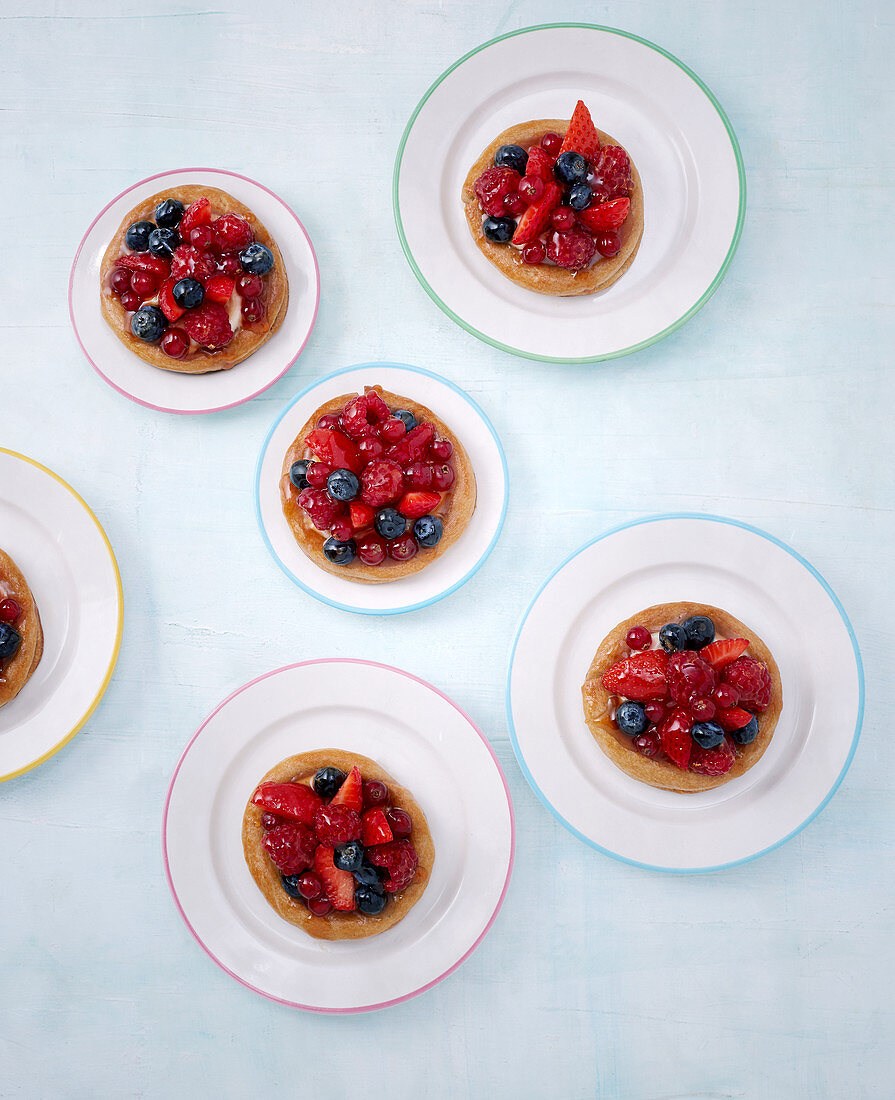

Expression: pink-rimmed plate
xmin=69 ymin=168 xmax=319 ymax=415
xmin=163 ymin=660 xmax=514 ymax=1012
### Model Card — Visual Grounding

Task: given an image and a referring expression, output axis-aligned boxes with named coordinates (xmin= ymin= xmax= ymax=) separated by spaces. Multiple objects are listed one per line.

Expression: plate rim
xmin=505 ymin=512 xmax=865 ymax=872
xmin=392 ymin=22 xmax=747 ymax=364
xmin=68 ymin=166 xmax=321 ymax=415
xmin=0 ymin=448 xmax=124 ymax=782
xmin=253 ymin=360 xmax=510 ymax=616
xmin=162 ymin=657 xmax=516 ymax=1013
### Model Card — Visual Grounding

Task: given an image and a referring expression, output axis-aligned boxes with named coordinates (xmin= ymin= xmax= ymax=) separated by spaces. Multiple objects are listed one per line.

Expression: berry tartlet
xmin=581 ymin=603 xmax=782 ymax=792
xmin=280 ymin=385 xmax=476 ymax=583
xmin=100 ymin=186 xmax=288 ymax=373
xmin=460 ymin=100 xmax=643 ymax=296
xmin=0 ymin=549 xmax=43 ymax=709
xmin=242 ymin=750 xmax=435 ymax=940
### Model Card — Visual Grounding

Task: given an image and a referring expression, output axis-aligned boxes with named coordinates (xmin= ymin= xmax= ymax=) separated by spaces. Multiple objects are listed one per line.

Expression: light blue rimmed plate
xmin=507 ymin=514 xmax=863 ymax=872
xmin=394 ymin=24 xmax=745 ymax=363
xmin=255 ymin=362 xmax=508 ymax=615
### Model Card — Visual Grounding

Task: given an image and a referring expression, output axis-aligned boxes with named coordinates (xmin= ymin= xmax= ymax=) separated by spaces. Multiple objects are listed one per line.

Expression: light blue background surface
xmin=1 ymin=2 xmax=892 ymax=1098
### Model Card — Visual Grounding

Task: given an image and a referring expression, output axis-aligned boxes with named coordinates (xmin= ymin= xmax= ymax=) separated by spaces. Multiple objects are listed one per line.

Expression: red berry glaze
xmin=363 ymin=780 xmax=389 ymax=809
xmin=712 ymin=683 xmax=739 ymax=709
xmin=260 ymin=812 xmax=279 ymax=830
xmin=633 ymin=731 xmax=661 ymax=757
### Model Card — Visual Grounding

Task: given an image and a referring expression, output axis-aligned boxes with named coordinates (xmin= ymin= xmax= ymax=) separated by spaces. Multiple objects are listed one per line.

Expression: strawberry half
xmin=658 ymin=707 xmax=692 ymax=769
xmin=330 ymin=765 xmax=363 ymax=813
xmin=178 ymin=196 xmax=211 ymax=236
xmin=313 ymin=845 xmax=356 ymax=911
xmin=362 ymin=807 xmax=394 ymax=847
xmin=399 ymin=491 xmax=441 ymax=519
xmin=252 ymin=782 xmax=322 ymax=825
xmin=716 ymin=706 xmax=754 ymax=732
xmin=386 ymin=423 xmax=435 ymax=465
xmin=559 ymin=100 xmax=601 ymax=164
xmin=578 ymin=197 xmax=630 ymax=233
xmin=204 ymin=275 xmax=235 ymax=303
xmin=512 ymin=181 xmax=561 ymax=245
xmin=349 ymin=501 xmax=375 ymax=530
xmin=305 ymin=428 xmax=363 ymax=474
xmin=524 ymin=146 xmax=556 ymax=181
xmin=115 ymin=253 xmax=170 ymax=279
xmin=157 ymin=278 xmax=184 ymax=322
xmin=701 ymin=638 xmax=750 ymax=669
xmin=601 ymin=649 xmax=668 ymax=701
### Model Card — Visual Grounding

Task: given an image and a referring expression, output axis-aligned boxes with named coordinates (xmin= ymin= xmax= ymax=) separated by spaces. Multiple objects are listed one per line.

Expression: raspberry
xmin=547 ymin=229 xmax=597 ymax=270
xmin=690 ymin=738 xmax=736 ymax=776
xmin=360 ymin=458 xmax=404 ymax=507
xmin=298 ymin=487 xmax=345 ymax=531
xmin=181 ymin=301 xmax=233 ymax=349
xmin=722 ymin=657 xmax=772 ymax=710
xmin=340 ymin=392 xmax=390 ymax=439
xmin=366 ymin=839 xmax=418 ymax=893
xmin=385 ymin=423 xmax=435 ymax=465
xmin=213 ymin=213 xmax=253 ymax=252
xmin=666 ymin=651 xmax=716 ymax=704
xmin=170 ymin=244 xmax=217 ymax=282
xmin=262 ymin=822 xmax=317 ymax=876
xmin=473 ymin=166 xmax=522 ymax=217
xmin=314 ymin=804 xmax=362 ymax=846
xmin=658 ymin=708 xmax=692 ymax=768
xmin=592 ymin=145 xmax=632 ymax=198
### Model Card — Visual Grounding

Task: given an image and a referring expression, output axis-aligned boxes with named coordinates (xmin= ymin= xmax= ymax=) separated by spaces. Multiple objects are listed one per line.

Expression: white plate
xmin=507 ymin=515 xmax=864 ymax=871
xmin=0 ymin=450 xmax=122 ymax=781
xmin=394 ymin=24 xmax=745 ymax=362
xmin=69 ymin=168 xmax=320 ymax=414
xmin=163 ymin=660 xmax=515 ymax=1012
xmin=255 ymin=362 xmax=508 ymax=615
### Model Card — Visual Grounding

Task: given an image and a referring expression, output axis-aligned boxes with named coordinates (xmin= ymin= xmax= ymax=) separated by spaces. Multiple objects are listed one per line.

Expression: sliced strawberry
xmin=578 ymin=197 xmax=630 ymax=233
xmin=398 ymin=491 xmax=441 ymax=519
xmin=157 ymin=278 xmax=184 ymax=322
xmin=524 ymin=146 xmax=555 ymax=181
xmin=658 ymin=707 xmax=692 ymax=769
xmin=252 ymin=782 xmax=322 ymax=824
xmin=178 ymin=196 xmax=211 ymax=236
xmin=349 ymin=501 xmax=375 ymax=530
xmin=204 ymin=275 xmax=235 ymax=303
xmin=701 ymin=637 xmax=750 ymax=670
xmin=362 ymin=807 xmax=394 ymax=847
xmin=690 ymin=738 xmax=736 ymax=776
xmin=559 ymin=99 xmax=601 ymax=164
xmin=313 ymin=845 xmax=356 ymax=911
xmin=330 ymin=764 xmax=363 ymax=813
xmin=305 ymin=428 xmax=363 ymax=474
xmin=601 ymin=649 xmax=668 ymax=701
xmin=512 ymin=181 xmax=561 ymax=245
xmin=386 ymin=423 xmax=435 ymax=465
xmin=115 ymin=253 xmax=170 ymax=278
xmin=715 ymin=706 xmax=754 ymax=732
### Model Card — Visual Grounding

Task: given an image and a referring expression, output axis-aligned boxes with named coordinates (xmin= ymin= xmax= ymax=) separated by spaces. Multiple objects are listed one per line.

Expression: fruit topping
xmin=323 ymin=537 xmax=356 ymax=565
xmin=306 ymin=428 xmax=363 ymax=475
xmin=314 ymin=803 xmax=362 ymax=847
xmin=688 ymin=697 xmax=716 ymax=721
xmin=357 ymin=533 xmax=387 ymax=565
xmin=366 ymin=839 xmax=419 ymax=893
xmin=148 ymin=226 xmax=179 ymax=258
xmin=308 ymin=896 xmax=333 ymax=916
xmin=313 ymin=766 xmax=346 ymax=800
xmin=547 ymin=229 xmax=596 ymax=270
xmin=252 ymin=782 xmax=323 ymax=824
xmin=595 ymin=231 xmax=621 ymax=257
xmin=330 ymin=764 xmax=363 ymax=812
xmin=181 ymin=301 xmax=233 ymax=349
xmin=540 ymin=131 xmax=562 ymax=156
xmin=313 ymin=845 xmax=356 ymax=911
xmin=398 ymin=491 xmax=441 ymax=519
xmin=374 ymin=508 xmax=406 ymax=541
xmin=131 ymin=306 xmax=168 ymax=343
xmin=0 ymin=598 xmax=22 ymax=623
xmin=169 ymin=244 xmax=217 ymax=282
xmin=340 ymin=391 xmax=389 ymax=438
xmin=305 ymin=462 xmax=331 ymax=488
xmin=511 ymin=181 xmax=561 ymax=245
xmin=360 ymin=458 xmax=404 ymax=507
xmin=385 ymin=422 xmax=436 ymax=465
xmin=155 ymin=198 xmax=185 ymax=228
xmin=125 ymin=221 xmax=154 ymax=252
xmin=239 ymin=242 xmax=274 ymax=275
xmin=241 ymin=298 xmax=266 ymax=324
xmin=385 ymin=807 xmax=412 ymax=838
xmin=625 ymin=625 xmax=652 ymax=651
xmin=333 ymin=841 xmax=364 ymax=872
xmin=601 ymin=649 xmax=669 ymax=701
xmin=592 ymin=145 xmax=632 ymax=198
xmin=326 ymin=468 xmax=360 ymax=502
xmin=213 ymin=213 xmax=253 ymax=252
xmin=0 ymin=623 xmax=22 ymax=659
xmin=666 ymin=651 xmax=716 ymax=704
xmin=522 ymin=242 xmax=546 ymax=265
xmin=722 ymin=657 xmax=772 ymax=710
xmin=178 ymin=197 xmax=211 ymax=236
xmin=204 ymin=275 xmax=235 ymax=304
xmin=659 ymin=623 xmax=687 ymax=652
xmin=702 ymin=638 xmax=750 ymax=670
xmin=690 ymin=721 xmax=725 ymax=749
xmin=633 ymin=730 xmax=661 ymax=757
xmin=115 ymin=252 xmax=170 ymax=278
xmin=689 ymin=739 xmax=736 ymax=776
xmin=715 ymin=706 xmax=755 ymax=732
xmin=615 ymin=701 xmax=649 ymax=737
xmin=578 ymin=197 xmax=630 ymax=233
xmin=658 ymin=708 xmax=692 ymax=769
xmin=483 ymin=216 xmax=515 ymax=242
xmin=363 ymin=780 xmax=389 ymax=809
xmin=172 ymin=277 xmax=204 ymax=310
xmin=730 ymin=714 xmax=759 ymax=746
xmin=558 ymin=99 xmax=601 ymax=164
xmin=681 ymin=615 xmax=715 ymax=649
xmin=262 ymin=822 xmax=317 ymax=876
xmin=355 ymin=883 xmax=387 ymax=915
xmin=554 ymin=150 xmax=588 ymax=186
xmin=474 ymin=166 xmax=523 ymax=217
xmin=388 ymin=533 xmax=418 ymax=561
xmin=236 ymin=273 xmax=263 ymax=299
xmin=298 ymin=487 xmax=345 ymax=531
xmin=362 ymin=808 xmax=394 ymax=847
xmin=550 ymin=207 xmax=576 ymax=231
xmin=494 ymin=144 xmax=528 ymax=174
xmin=295 ymin=871 xmax=323 ymax=899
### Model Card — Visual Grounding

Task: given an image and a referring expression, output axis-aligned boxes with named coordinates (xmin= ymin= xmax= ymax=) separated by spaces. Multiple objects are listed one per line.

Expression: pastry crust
xmin=242 ymin=749 xmax=435 ymax=940
xmin=461 ymin=120 xmax=644 ymax=296
xmin=0 ymin=549 xmax=43 ymax=709
xmin=100 ymin=185 xmax=289 ymax=374
xmin=280 ymin=385 xmax=477 ymax=584
xmin=581 ymin=603 xmax=782 ymax=792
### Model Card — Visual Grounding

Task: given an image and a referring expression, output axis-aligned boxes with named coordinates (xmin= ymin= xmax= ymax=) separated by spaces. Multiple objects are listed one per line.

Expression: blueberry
xmin=615 ymin=701 xmax=649 ymax=737
xmin=482 ymin=216 xmax=515 ymax=243
xmin=682 ymin=615 xmax=715 ymax=649
xmin=124 ymin=220 xmax=155 ymax=252
xmin=569 ymin=183 xmax=593 ymax=210
xmin=147 ymin=226 xmax=179 ymax=258
xmin=281 ymin=874 xmax=303 ymax=899
xmin=289 ymin=459 xmax=311 ymax=490
xmin=239 ymin=242 xmax=274 ymax=275
xmin=494 ymin=144 xmax=528 ymax=174
xmin=0 ymin=623 xmax=22 ymax=659
xmin=326 ymin=468 xmax=360 ymax=502
xmin=154 ymin=198 xmax=185 ymax=228
xmin=554 ymin=151 xmax=588 ymax=186
xmin=355 ymin=883 xmax=387 ymax=916
xmin=353 ymin=864 xmax=382 ymax=887
xmin=313 ymin=767 xmax=346 ymax=799
xmin=413 ymin=515 xmax=443 ymax=548
xmin=731 ymin=714 xmax=759 ymax=745
xmin=130 ymin=306 xmax=168 ymax=342
xmin=393 ymin=409 xmax=417 ymax=432
xmin=374 ymin=508 xmax=406 ymax=540
xmin=691 ymin=721 xmax=725 ymax=749
xmin=322 ymin=537 xmax=357 ymax=565
xmin=172 ymin=277 xmax=204 ymax=309
xmin=659 ymin=623 xmax=688 ymax=652
xmin=333 ymin=841 xmax=364 ymax=872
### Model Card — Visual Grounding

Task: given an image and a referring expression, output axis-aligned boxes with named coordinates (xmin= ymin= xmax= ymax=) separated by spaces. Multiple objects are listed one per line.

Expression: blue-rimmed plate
xmin=507 ymin=514 xmax=863 ymax=871
xmin=394 ymin=24 xmax=745 ymax=363
xmin=255 ymin=362 xmax=508 ymax=615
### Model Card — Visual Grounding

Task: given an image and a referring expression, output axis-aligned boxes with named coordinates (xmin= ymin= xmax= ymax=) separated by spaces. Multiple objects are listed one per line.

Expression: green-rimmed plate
xmin=393 ymin=24 xmax=745 ymax=363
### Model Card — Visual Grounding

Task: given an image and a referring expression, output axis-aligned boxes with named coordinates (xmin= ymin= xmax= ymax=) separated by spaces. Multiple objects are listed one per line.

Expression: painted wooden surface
xmin=1 ymin=1 xmax=892 ymax=1097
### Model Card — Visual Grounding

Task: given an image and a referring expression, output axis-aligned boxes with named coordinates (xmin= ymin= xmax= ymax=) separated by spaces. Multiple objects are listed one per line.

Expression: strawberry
xmin=716 ymin=706 xmax=754 ymax=732
xmin=182 ymin=302 xmax=233 ymax=349
xmin=690 ymin=738 xmax=736 ymax=776
xmin=362 ymin=807 xmax=394 ymax=847
xmin=313 ymin=845 xmax=356 ymax=911
xmin=385 ymin=423 xmax=435 ymax=465
xmin=330 ymin=764 xmax=363 ymax=813
xmin=559 ymin=99 xmax=601 ymax=164
xmin=658 ymin=707 xmax=692 ymax=769
xmin=601 ymin=649 xmax=668 ymax=701
xmin=701 ymin=637 xmax=750 ymax=669
xmin=360 ymin=458 xmax=405 ymax=507
xmin=349 ymin=501 xmax=375 ymax=530
xmin=512 ymin=181 xmax=561 ymax=245
xmin=178 ymin=196 xmax=211 ymax=236
xmin=204 ymin=275 xmax=235 ymax=303
xmin=252 ymin=782 xmax=322 ymax=825
xmin=297 ymin=487 xmax=344 ymax=531
xmin=115 ymin=253 xmax=170 ymax=279
xmin=524 ymin=146 xmax=556 ymax=181
xmin=398 ymin=491 xmax=441 ymax=519
xmin=578 ymin=197 xmax=630 ymax=233
xmin=158 ymin=278 xmax=184 ymax=322
xmin=305 ymin=428 xmax=363 ymax=474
